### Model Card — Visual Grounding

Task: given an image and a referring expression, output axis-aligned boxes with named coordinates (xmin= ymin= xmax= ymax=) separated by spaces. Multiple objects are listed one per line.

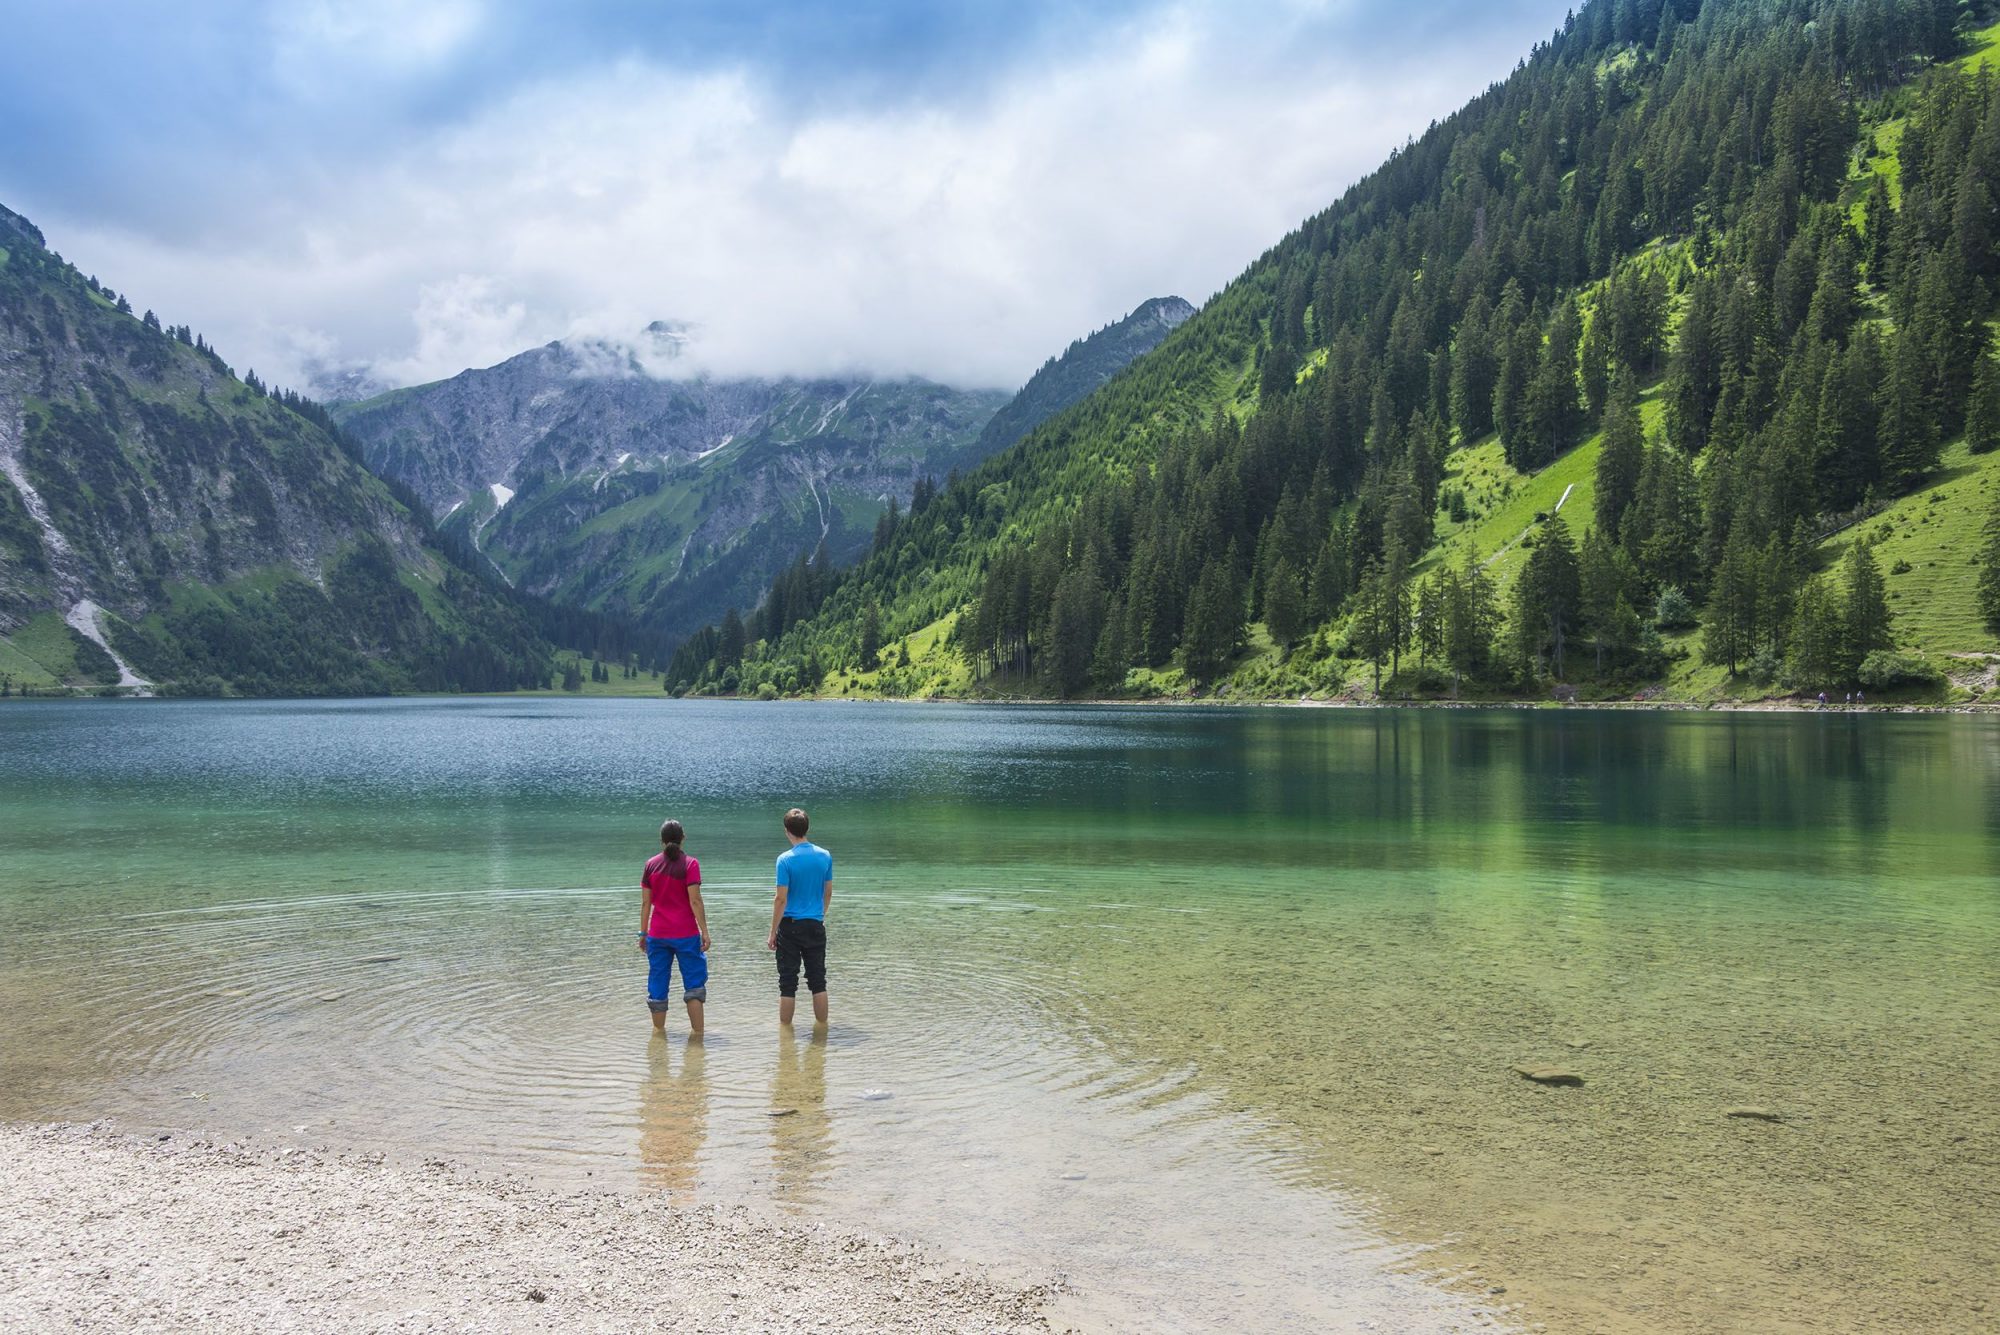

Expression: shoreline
xmin=6 ymin=688 xmax=1998 ymax=715
xmin=0 ymin=1121 xmax=1057 ymax=1334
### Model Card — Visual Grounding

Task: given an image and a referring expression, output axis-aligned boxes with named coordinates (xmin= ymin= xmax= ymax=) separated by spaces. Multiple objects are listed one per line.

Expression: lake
xmin=1 ymin=698 xmax=1995 ymax=1332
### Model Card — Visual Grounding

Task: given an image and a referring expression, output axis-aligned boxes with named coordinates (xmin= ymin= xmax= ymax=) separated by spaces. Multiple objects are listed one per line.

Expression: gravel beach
xmin=0 ymin=1123 xmax=1055 ymax=1333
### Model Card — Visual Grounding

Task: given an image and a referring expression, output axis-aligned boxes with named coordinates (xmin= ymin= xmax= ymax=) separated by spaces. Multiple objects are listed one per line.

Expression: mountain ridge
xmin=664 ymin=0 xmax=2000 ymax=709
xmin=333 ymin=296 xmax=1192 ymax=640
xmin=0 ymin=202 xmax=560 ymax=696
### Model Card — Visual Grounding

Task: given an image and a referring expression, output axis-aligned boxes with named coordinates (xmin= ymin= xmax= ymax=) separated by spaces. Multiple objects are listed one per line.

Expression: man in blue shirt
xmin=768 ymin=807 xmax=833 ymax=1026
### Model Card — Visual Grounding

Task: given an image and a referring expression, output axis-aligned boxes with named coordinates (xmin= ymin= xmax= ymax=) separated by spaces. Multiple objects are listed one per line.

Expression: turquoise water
xmin=2 ymin=699 xmax=1996 ymax=1332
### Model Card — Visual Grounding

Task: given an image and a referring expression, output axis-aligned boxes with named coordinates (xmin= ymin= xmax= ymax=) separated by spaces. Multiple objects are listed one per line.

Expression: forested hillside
xmin=668 ymin=0 xmax=2000 ymax=706
xmin=0 ymin=202 xmax=575 ymax=697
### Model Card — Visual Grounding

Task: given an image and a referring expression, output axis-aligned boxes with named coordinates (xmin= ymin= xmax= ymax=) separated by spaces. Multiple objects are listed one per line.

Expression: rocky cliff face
xmin=334 ymin=341 xmax=1008 ymax=637
xmin=334 ymin=298 xmax=1192 ymax=640
xmin=0 ymin=202 xmax=550 ymax=695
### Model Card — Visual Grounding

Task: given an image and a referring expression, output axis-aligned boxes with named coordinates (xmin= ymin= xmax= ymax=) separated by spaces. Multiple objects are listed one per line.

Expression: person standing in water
xmin=768 ymin=807 xmax=832 ymax=1027
xmin=640 ymin=819 xmax=709 ymax=1036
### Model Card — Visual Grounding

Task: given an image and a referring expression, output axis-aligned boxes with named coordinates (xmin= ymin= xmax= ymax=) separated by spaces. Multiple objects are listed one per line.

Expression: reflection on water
xmin=638 ymin=1036 xmax=707 ymax=1196
xmin=1 ymin=699 xmax=1997 ymax=1333
xmin=769 ymin=1029 xmax=831 ymax=1208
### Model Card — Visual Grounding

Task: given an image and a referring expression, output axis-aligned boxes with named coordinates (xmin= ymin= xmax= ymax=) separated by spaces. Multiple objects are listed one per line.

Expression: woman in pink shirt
xmin=639 ymin=819 xmax=710 ymax=1035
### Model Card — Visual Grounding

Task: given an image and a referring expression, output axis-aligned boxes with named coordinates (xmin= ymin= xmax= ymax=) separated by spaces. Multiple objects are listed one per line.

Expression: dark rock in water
xmin=1512 ymin=1065 xmax=1584 ymax=1087
xmin=358 ymin=955 xmax=401 ymax=964
xmin=1724 ymin=1106 xmax=1783 ymax=1122
xmin=766 ymin=1108 xmax=797 ymax=1118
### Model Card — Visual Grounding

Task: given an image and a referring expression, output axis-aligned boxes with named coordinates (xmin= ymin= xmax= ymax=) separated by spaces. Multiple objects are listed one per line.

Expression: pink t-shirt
xmin=644 ymin=853 xmax=701 ymax=939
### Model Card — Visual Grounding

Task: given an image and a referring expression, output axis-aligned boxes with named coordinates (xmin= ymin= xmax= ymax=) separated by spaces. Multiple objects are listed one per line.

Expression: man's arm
xmin=768 ymin=879 xmax=788 ymax=951
xmin=821 ymin=879 xmax=832 ymax=919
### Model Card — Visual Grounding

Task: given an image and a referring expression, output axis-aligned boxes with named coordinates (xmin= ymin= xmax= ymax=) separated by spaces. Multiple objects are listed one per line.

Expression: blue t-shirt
xmin=776 ymin=841 xmax=833 ymax=920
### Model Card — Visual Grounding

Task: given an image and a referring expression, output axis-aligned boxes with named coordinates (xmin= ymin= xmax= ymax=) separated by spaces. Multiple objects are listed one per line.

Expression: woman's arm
xmin=639 ymin=874 xmax=653 ymax=952
xmin=688 ymin=883 xmax=710 ymax=951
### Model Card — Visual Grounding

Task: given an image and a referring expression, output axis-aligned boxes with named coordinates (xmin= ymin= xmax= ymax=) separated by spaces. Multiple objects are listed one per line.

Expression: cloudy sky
xmin=0 ymin=1 xmax=1570 ymax=393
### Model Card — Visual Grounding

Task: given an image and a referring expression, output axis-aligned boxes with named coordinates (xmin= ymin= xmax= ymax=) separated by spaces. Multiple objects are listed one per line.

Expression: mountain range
xmin=17 ymin=0 xmax=2000 ymax=710
xmin=665 ymin=0 xmax=2000 ymax=708
xmin=330 ymin=299 xmax=1191 ymax=639
xmin=0 ymin=203 xmax=563 ymax=697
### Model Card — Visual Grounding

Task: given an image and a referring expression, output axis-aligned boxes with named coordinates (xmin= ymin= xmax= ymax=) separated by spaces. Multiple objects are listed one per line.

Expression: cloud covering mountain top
xmin=0 ymin=0 xmax=1572 ymax=392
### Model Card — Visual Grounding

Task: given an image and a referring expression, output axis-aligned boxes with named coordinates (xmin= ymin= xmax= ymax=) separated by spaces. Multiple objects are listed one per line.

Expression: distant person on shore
xmin=640 ymin=819 xmax=709 ymax=1036
xmin=768 ymin=808 xmax=832 ymax=1027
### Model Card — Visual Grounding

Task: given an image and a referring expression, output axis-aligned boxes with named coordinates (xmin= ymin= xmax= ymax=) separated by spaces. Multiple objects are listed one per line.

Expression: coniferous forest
xmin=667 ymin=0 xmax=2000 ymax=705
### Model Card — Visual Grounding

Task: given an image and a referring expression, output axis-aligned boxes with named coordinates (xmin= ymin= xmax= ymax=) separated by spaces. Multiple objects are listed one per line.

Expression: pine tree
xmin=1350 ymin=561 xmax=1393 ymax=694
xmin=1594 ymin=372 xmax=1645 ymax=541
xmin=1043 ymin=566 xmax=1106 ymax=698
xmin=1703 ymin=519 xmax=1761 ymax=675
xmin=1182 ymin=558 xmax=1243 ymax=682
xmin=1414 ymin=573 xmax=1446 ymax=674
xmin=1092 ymin=599 xmax=1130 ymax=692
xmin=718 ymin=609 xmax=747 ymax=670
xmin=1523 ymin=300 xmax=1584 ymax=468
xmin=1580 ymin=526 xmax=1637 ymax=673
xmin=1968 ymin=344 xmax=2000 ymax=454
xmin=859 ymin=602 xmax=882 ymax=671
xmin=1443 ymin=558 xmax=1500 ymax=683
xmin=1841 ymin=542 xmax=1894 ymax=680
xmin=1383 ymin=537 xmax=1413 ymax=680
xmin=1263 ymin=556 xmax=1305 ymax=650
xmin=1862 ymin=172 xmax=1894 ymax=283
xmin=1513 ymin=513 xmax=1582 ymax=679
xmin=1787 ymin=576 xmax=1845 ymax=692
xmin=1979 ymin=488 xmax=2000 ymax=636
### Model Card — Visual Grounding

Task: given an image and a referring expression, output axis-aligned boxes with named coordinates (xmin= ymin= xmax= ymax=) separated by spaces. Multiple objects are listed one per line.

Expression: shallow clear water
xmin=2 ymin=699 xmax=1996 ymax=1332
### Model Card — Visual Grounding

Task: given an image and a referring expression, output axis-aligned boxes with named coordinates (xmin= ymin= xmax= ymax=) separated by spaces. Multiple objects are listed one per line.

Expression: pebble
xmin=857 ymin=1089 xmax=893 ymax=1101
xmin=358 ymin=955 xmax=401 ymax=965
xmin=1723 ymin=1106 xmax=1783 ymax=1122
xmin=1422 ymin=1145 xmax=1445 ymax=1156
xmin=1058 ymin=1173 xmax=1087 ymax=1181
xmin=767 ymin=1109 xmax=798 ymax=1118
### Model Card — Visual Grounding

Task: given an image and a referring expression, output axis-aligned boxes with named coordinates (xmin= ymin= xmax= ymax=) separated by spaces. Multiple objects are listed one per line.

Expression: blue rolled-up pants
xmin=646 ymin=935 xmax=707 ymax=1011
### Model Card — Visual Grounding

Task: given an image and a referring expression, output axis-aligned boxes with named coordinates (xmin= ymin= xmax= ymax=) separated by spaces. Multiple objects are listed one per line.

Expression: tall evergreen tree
xmin=1979 ymin=487 xmax=2000 ymax=636
xmin=1263 ymin=556 xmax=1305 ymax=650
xmin=1594 ymin=371 xmax=1646 ymax=541
xmin=859 ymin=601 xmax=883 ymax=671
xmin=1182 ymin=558 xmax=1243 ymax=682
xmin=1787 ymin=576 xmax=1845 ymax=691
xmin=1703 ymin=519 xmax=1762 ymax=675
xmin=1968 ymin=343 xmax=2000 ymax=454
xmin=1841 ymin=542 xmax=1894 ymax=679
xmin=1513 ymin=513 xmax=1583 ymax=679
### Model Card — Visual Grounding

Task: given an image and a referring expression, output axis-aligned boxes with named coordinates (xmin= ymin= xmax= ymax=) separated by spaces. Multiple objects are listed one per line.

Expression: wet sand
xmin=0 ymin=1122 xmax=1054 ymax=1333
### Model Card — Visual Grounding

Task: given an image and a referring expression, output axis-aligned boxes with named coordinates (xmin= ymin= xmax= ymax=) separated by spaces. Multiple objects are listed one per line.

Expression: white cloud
xmin=40 ymin=3 xmax=1559 ymax=394
xmin=269 ymin=0 xmax=487 ymax=92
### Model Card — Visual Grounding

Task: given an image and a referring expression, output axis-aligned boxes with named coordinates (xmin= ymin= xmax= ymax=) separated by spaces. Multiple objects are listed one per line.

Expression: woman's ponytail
xmin=659 ymin=819 xmax=686 ymax=868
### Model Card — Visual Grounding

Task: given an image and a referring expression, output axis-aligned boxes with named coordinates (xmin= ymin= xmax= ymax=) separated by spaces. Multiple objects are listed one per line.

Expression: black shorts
xmin=775 ymin=917 xmax=827 ymax=997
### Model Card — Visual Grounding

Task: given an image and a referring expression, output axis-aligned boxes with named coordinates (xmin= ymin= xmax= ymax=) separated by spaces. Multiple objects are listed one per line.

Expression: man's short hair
xmin=784 ymin=807 xmax=809 ymax=837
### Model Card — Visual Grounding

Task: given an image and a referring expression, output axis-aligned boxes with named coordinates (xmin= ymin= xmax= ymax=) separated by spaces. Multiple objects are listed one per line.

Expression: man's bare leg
xmin=811 ymin=991 xmax=828 ymax=1025
xmin=685 ymin=998 xmax=704 ymax=1036
xmin=779 ymin=995 xmax=796 ymax=1025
